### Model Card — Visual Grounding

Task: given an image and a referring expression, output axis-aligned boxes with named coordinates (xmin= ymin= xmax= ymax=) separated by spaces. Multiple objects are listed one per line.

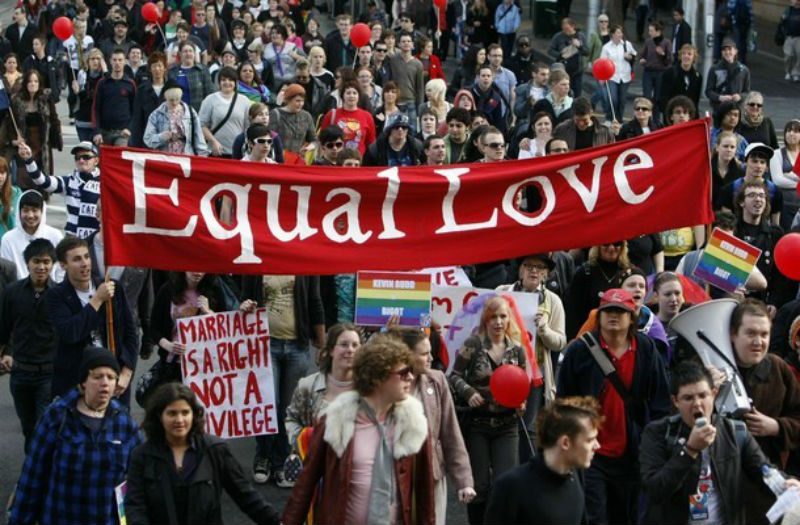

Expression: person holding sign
xmin=8 ymin=347 xmax=141 ymax=525
xmin=389 ymin=327 xmax=476 ymax=525
xmin=125 ymin=383 xmax=282 ymax=525
xmin=282 ymin=335 xmax=435 ymax=525
xmin=448 ymin=295 xmax=527 ymax=525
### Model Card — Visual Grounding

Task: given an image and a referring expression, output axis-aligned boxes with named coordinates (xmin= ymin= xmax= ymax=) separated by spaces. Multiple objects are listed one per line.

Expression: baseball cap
xmin=720 ymin=37 xmax=737 ymax=49
xmin=385 ymin=113 xmax=411 ymax=133
xmin=744 ymin=142 xmax=773 ymax=160
xmin=71 ymin=141 xmax=99 ymax=156
xmin=597 ymin=289 xmax=636 ymax=313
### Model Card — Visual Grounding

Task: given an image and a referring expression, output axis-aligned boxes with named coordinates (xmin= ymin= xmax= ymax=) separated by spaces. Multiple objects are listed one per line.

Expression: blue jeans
xmin=10 ymin=370 xmax=52 ymax=454
xmin=254 ymin=338 xmax=310 ymax=470
xmin=607 ymin=81 xmax=629 ymax=122
xmin=398 ymin=103 xmax=418 ymax=134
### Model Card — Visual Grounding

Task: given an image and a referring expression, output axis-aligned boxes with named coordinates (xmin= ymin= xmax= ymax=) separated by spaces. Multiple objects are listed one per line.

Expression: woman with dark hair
xmin=129 ymin=51 xmax=168 ymax=148
xmin=389 ymin=327 xmax=476 ymax=525
xmin=126 ymin=383 xmax=281 ymax=525
xmin=565 ymin=242 xmax=634 ymax=338
xmin=711 ymin=101 xmax=748 ymax=161
xmin=514 ymin=111 xmax=555 ymax=159
xmin=301 ymin=17 xmax=324 ymax=54
xmin=449 ymin=295 xmax=528 ymax=525
xmin=771 ymin=120 xmax=800 ymax=231
xmin=319 ymin=80 xmax=376 ymax=155
xmin=0 ymin=157 xmax=21 ymax=235
xmin=664 ymin=94 xmax=697 ymax=125
xmin=3 ymin=53 xmax=23 ymax=96
xmin=199 ymin=66 xmax=252 ymax=157
xmin=462 ymin=124 xmax=490 ymax=163
xmin=9 ymin=69 xmax=61 ymax=188
xmin=284 ymin=323 xmax=361 ymax=449
xmin=374 ymin=80 xmax=402 ymax=136
xmin=283 ymin=335 xmax=435 ymax=525
xmin=448 ymin=45 xmax=486 ymax=97
xmin=264 ymin=23 xmax=306 ymax=91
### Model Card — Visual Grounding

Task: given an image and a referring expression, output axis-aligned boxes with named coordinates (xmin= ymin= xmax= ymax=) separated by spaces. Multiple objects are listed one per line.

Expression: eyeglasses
xmin=603 ymin=242 xmax=625 ymax=248
xmin=391 ymin=366 xmax=414 ymax=380
xmin=744 ymin=192 xmax=766 ymax=199
xmin=747 ymin=102 xmax=763 ymax=108
xmin=484 ymin=142 xmax=505 ymax=149
xmin=635 ymin=106 xmax=651 ymax=112
xmin=521 ymin=263 xmax=549 ymax=271
xmin=295 ymin=75 xmax=310 ymax=81
xmin=599 ymin=19 xmax=609 ymax=23
xmin=518 ymin=42 xmax=530 ymax=47
xmin=74 ymin=154 xmax=96 ymax=161
xmin=253 ymin=137 xmax=273 ymax=145
xmin=325 ymin=141 xmax=344 ymax=149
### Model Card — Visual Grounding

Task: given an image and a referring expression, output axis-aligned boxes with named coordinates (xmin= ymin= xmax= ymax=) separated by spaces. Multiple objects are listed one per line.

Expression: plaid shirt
xmin=9 ymin=389 xmax=142 ymax=525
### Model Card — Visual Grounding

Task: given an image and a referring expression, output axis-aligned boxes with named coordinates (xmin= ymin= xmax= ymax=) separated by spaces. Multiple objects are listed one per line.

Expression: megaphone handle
xmin=697 ymin=330 xmax=749 ymax=392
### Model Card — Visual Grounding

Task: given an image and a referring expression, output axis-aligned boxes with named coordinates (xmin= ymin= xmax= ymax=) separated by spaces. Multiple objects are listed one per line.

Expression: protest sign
xmin=355 ymin=271 xmax=432 ymax=327
xmin=430 ymin=285 xmax=538 ymax=373
xmin=419 ymin=267 xmax=472 ymax=287
xmin=693 ymin=228 xmax=761 ymax=293
xmin=177 ymin=308 xmax=277 ymax=439
xmin=102 ymin=120 xmax=714 ymax=274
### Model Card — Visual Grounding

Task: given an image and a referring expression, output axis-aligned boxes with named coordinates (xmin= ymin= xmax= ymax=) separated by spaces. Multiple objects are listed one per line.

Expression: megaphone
xmin=669 ymin=299 xmax=752 ymax=417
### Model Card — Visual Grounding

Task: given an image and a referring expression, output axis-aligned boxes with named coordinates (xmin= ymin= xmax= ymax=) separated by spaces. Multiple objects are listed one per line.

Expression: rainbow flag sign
xmin=693 ymin=228 xmax=761 ymax=293
xmin=355 ymin=271 xmax=432 ymax=327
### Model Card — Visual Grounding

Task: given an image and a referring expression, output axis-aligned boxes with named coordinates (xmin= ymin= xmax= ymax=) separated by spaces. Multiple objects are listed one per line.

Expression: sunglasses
xmin=325 ymin=141 xmax=344 ymax=149
xmin=484 ymin=142 xmax=505 ymax=149
xmin=518 ymin=42 xmax=530 ymax=47
xmin=391 ymin=366 xmax=414 ymax=379
xmin=74 ymin=154 xmax=96 ymax=161
xmin=603 ymin=242 xmax=624 ymax=248
xmin=375 ymin=47 xmax=387 ymax=52
xmin=253 ymin=137 xmax=273 ymax=145
xmin=747 ymin=102 xmax=763 ymax=108
xmin=635 ymin=106 xmax=651 ymax=111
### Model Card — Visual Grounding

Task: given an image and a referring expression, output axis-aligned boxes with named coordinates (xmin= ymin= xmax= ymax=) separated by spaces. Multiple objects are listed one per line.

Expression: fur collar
xmin=321 ymin=391 xmax=428 ymax=459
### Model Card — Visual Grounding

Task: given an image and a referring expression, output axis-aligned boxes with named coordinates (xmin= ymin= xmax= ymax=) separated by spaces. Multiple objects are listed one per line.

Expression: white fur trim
xmin=321 ymin=391 xmax=428 ymax=459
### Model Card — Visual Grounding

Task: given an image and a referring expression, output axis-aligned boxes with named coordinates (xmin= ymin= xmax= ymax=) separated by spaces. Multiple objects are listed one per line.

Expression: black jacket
xmin=5 ymin=22 xmax=38 ymax=61
xmin=240 ymin=275 xmax=324 ymax=346
xmin=659 ymin=64 xmax=702 ymax=112
xmin=125 ymin=435 xmax=281 ymax=525
xmin=129 ymin=81 xmax=165 ymax=148
xmin=45 ymin=277 xmax=138 ymax=398
xmin=557 ymin=331 xmax=671 ymax=459
xmin=617 ymin=118 xmax=661 ymax=141
xmin=22 ymin=54 xmax=61 ymax=103
xmin=363 ymin=134 xmax=424 ymax=167
xmin=639 ymin=414 xmax=771 ymax=525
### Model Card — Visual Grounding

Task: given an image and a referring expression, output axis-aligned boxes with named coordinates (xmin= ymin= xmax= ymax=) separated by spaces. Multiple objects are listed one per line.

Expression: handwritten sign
xmin=430 ymin=285 xmax=539 ymax=372
xmin=419 ymin=266 xmax=473 ymax=287
xmin=178 ymin=309 xmax=277 ymax=439
xmin=355 ymin=271 xmax=432 ymax=327
xmin=693 ymin=228 xmax=761 ymax=293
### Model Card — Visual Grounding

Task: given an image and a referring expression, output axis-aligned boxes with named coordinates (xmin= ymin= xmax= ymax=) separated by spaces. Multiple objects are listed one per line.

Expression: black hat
xmin=163 ymin=79 xmax=183 ymax=93
xmin=79 ymin=347 xmax=120 ymax=384
xmin=517 ymin=252 xmax=555 ymax=271
xmin=113 ymin=18 xmax=129 ymax=27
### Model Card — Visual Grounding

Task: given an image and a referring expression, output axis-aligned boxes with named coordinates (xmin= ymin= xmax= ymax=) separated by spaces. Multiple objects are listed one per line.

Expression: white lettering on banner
xmin=720 ymin=241 xmax=748 ymax=259
xmin=434 ymin=168 xmax=499 ymax=234
xmin=377 ymin=167 xmax=406 ymax=239
xmin=121 ymin=148 xmax=660 ymax=264
xmin=613 ymin=149 xmax=655 ymax=204
xmin=260 ymin=184 xmax=319 ymax=241
xmin=179 ymin=308 xmax=278 ymax=439
xmin=199 ymin=183 xmax=261 ymax=263
xmin=321 ymin=188 xmax=373 ymax=243
xmin=122 ymin=151 xmax=198 ymax=236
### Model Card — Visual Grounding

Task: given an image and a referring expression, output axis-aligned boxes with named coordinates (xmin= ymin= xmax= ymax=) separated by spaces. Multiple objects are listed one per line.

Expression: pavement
xmin=0 ymin=3 xmax=797 ymax=524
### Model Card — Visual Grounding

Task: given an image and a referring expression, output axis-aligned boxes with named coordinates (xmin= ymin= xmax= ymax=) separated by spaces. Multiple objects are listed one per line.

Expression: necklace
xmin=80 ymin=399 xmax=106 ymax=418
xmin=598 ymin=266 xmax=618 ymax=284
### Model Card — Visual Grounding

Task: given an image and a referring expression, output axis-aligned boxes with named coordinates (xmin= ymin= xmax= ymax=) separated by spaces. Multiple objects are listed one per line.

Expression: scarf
xmin=361 ymin=400 xmax=396 ymax=525
xmin=742 ymin=108 xmax=764 ymax=127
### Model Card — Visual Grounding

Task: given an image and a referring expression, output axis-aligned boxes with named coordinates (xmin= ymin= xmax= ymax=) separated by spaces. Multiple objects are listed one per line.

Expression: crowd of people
xmin=0 ymin=0 xmax=800 ymax=524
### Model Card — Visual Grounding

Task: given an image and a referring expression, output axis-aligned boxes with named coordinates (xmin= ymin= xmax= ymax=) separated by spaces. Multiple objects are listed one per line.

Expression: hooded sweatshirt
xmin=0 ymin=190 xmax=64 ymax=281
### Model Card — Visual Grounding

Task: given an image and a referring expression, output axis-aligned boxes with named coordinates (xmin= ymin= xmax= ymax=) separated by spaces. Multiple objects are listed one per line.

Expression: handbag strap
xmin=580 ymin=332 xmax=633 ymax=404
xmin=210 ymin=90 xmax=238 ymax=135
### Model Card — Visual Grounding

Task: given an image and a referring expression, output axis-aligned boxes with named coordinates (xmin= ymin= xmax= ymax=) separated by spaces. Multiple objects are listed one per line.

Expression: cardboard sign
xmin=693 ymin=228 xmax=761 ymax=293
xmin=430 ymin=285 xmax=539 ymax=372
xmin=178 ymin=309 xmax=278 ymax=439
xmin=355 ymin=271 xmax=432 ymax=327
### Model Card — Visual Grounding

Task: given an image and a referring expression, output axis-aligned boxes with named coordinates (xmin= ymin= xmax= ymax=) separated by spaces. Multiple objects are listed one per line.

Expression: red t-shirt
xmin=596 ymin=335 xmax=637 ymax=458
xmin=319 ymin=107 xmax=377 ymax=155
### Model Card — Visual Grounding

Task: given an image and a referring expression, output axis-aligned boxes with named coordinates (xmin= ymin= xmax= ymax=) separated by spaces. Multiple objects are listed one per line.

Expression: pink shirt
xmin=344 ymin=411 xmax=397 ymax=525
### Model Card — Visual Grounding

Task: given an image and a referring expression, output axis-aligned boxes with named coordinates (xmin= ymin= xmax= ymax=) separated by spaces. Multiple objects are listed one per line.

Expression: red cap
xmin=598 ymin=288 xmax=636 ymax=313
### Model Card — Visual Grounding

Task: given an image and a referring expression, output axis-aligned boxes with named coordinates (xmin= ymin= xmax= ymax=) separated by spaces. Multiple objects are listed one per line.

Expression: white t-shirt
xmin=688 ymin=450 xmax=724 ymax=525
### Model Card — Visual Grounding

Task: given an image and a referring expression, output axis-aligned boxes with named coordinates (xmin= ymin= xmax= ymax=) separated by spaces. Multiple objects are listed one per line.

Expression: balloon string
xmin=66 ymin=48 xmax=77 ymax=83
xmin=604 ymin=81 xmax=617 ymax=123
xmin=518 ymin=414 xmax=536 ymax=458
xmin=155 ymin=22 xmax=167 ymax=49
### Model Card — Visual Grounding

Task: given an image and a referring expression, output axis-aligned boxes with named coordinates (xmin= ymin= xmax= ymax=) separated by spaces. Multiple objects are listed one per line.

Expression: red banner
xmin=101 ymin=119 xmax=714 ymax=275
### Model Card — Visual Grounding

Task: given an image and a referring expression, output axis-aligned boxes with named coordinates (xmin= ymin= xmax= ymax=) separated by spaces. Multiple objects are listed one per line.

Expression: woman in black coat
xmin=125 ymin=383 xmax=281 ymax=525
xmin=129 ymin=51 xmax=168 ymax=148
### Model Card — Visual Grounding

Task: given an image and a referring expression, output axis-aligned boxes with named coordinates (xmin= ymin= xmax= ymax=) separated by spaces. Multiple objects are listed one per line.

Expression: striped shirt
xmin=27 ymin=159 xmax=100 ymax=239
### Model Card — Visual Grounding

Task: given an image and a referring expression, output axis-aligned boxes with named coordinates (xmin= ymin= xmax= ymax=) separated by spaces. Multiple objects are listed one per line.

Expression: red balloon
xmin=434 ymin=0 xmax=447 ymax=9
xmin=489 ymin=364 xmax=530 ymax=408
xmin=350 ymin=23 xmax=371 ymax=49
xmin=775 ymin=233 xmax=800 ymax=281
xmin=592 ymin=58 xmax=616 ymax=81
xmin=141 ymin=2 xmax=161 ymax=23
xmin=52 ymin=17 xmax=74 ymax=41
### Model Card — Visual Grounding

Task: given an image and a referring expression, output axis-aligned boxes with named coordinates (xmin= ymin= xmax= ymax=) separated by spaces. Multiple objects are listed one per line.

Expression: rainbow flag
xmin=237 ymin=81 xmax=269 ymax=103
xmin=355 ymin=271 xmax=432 ymax=327
xmin=694 ymin=228 xmax=761 ymax=293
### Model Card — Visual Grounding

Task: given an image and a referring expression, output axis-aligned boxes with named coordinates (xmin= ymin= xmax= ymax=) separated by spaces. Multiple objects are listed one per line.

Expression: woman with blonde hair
xmin=565 ymin=242 xmax=634 ymax=338
xmin=449 ymin=294 xmax=528 ymax=525
xmin=308 ymin=46 xmax=335 ymax=91
xmin=419 ymin=78 xmax=451 ymax=128
xmin=0 ymin=157 xmax=21 ymax=235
